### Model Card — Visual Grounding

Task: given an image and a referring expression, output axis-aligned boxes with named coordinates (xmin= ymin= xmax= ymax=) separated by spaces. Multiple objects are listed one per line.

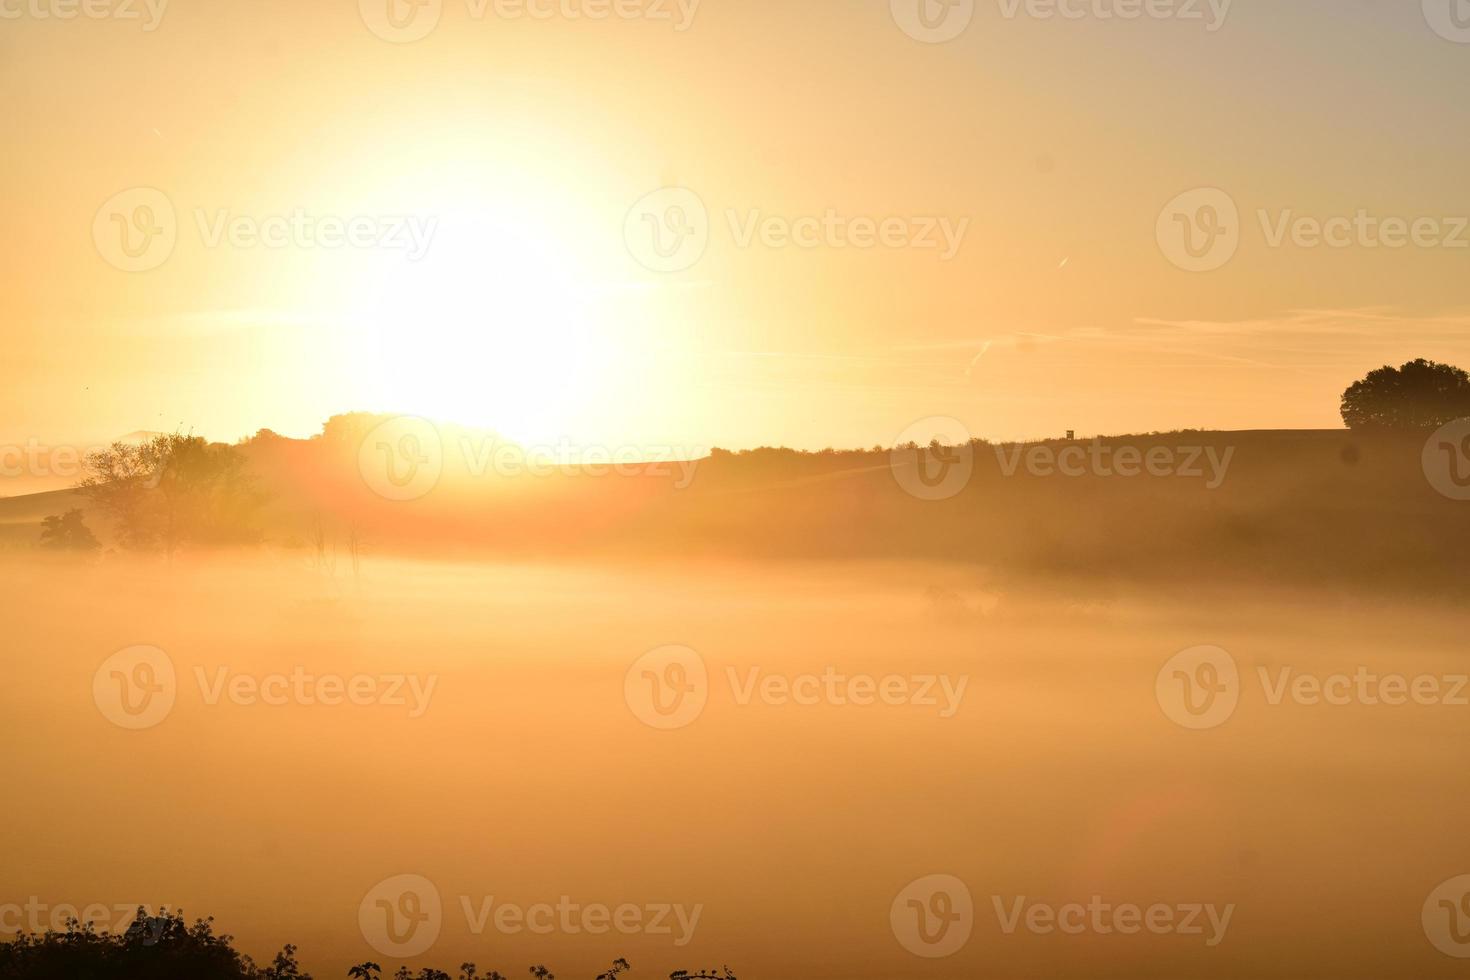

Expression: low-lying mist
xmin=3 ymin=550 xmax=1468 ymax=978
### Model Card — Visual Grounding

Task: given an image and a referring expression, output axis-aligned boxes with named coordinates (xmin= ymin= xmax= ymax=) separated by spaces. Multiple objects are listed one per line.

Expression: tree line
xmin=0 ymin=908 xmax=731 ymax=980
xmin=39 ymin=433 xmax=263 ymax=555
xmin=34 ymin=359 xmax=1470 ymax=554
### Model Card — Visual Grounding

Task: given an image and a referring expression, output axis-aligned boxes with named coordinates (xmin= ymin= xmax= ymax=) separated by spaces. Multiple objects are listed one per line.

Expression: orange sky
xmin=4 ymin=0 xmax=1470 ymax=452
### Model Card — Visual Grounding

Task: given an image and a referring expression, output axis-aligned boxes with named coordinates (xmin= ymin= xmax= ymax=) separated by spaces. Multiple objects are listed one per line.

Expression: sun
xmin=340 ymin=176 xmax=621 ymax=446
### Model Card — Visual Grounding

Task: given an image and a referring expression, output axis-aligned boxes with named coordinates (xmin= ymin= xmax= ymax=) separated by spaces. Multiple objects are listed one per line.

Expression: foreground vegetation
xmin=0 ymin=910 xmax=728 ymax=980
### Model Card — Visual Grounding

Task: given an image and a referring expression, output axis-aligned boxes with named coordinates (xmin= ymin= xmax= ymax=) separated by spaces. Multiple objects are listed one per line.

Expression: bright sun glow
xmin=340 ymin=174 xmax=621 ymax=446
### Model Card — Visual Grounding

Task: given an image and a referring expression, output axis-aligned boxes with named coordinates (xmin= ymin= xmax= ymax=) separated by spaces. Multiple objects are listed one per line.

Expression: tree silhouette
xmin=1 ymin=916 xmax=723 ymax=980
xmin=0 ymin=908 xmax=308 ymax=979
xmin=77 ymin=433 xmax=263 ymax=555
xmin=1340 ymin=359 xmax=1470 ymax=429
xmin=345 ymin=962 xmax=643 ymax=980
xmin=38 ymin=509 xmax=99 ymax=551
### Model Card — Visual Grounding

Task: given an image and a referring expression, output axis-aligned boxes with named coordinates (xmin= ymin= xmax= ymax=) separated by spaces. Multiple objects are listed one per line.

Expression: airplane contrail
xmin=965 ymin=341 xmax=993 ymax=380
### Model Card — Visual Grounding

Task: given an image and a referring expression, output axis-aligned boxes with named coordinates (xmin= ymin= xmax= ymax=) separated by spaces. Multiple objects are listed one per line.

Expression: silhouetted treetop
xmin=1340 ymin=358 xmax=1470 ymax=429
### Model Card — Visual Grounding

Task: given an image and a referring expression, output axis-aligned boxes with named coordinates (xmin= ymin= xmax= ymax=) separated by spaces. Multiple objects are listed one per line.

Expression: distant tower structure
xmin=1065 ymin=430 xmax=1075 ymax=440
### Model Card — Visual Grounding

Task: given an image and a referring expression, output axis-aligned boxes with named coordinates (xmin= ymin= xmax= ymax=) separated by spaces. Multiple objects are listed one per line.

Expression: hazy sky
xmin=4 ymin=0 xmax=1469 ymax=450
